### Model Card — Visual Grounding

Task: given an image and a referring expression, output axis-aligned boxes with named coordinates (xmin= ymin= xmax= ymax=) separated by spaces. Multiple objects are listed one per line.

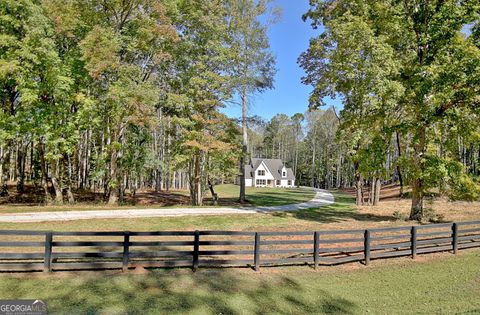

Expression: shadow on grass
xmin=214 ymin=188 xmax=315 ymax=207
xmin=2 ymin=269 xmax=357 ymax=314
xmin=246 ymin=189 xmax=315 ymax=207
xmin=272 ymin=192 xmax=397 ymax=224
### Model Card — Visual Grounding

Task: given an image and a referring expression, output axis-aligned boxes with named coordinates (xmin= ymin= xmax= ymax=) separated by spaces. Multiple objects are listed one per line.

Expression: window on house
xmin=258 ymin=170 xmax=265 ymax=176
xmin=276 ymin=180 xmax=280 ymax=185
xmin=288 ymin=180 xmax=292 ymax=186
xmin=256 ymin=179 xmax=266 ymax=186
xmin=282 ymin=171 xmax=286 ymax=177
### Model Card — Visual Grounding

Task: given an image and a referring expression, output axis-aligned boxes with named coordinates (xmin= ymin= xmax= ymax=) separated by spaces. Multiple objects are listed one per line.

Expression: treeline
xmin=253 ymin=101 xmax=480 ymax=214
xmin=0 ymin=0 xmax=277 ymax=206
xmin=248 ymin=108 xmax=354 ymax=192
xmin=298 ymin=0 xmax=480 ymax=220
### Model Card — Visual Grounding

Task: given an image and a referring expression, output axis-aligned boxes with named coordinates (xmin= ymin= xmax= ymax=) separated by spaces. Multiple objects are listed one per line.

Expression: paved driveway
xmin=0 ymin=189 xmax=334 ymax=223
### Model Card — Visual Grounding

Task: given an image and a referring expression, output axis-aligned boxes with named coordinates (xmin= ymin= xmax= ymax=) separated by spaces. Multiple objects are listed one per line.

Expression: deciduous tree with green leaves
xmin=225 ymin=0 xmax=277 ymax=203
xmin=301 ymin=0 xmax=480 ymax=219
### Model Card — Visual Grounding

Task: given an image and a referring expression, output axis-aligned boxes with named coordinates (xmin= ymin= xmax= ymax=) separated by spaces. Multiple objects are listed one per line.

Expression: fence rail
xmin=0 ymin=220 xmax=479 ymax=272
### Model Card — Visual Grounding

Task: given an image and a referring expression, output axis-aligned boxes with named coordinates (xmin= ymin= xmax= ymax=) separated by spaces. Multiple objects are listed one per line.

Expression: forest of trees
xmin=299 ymin=0 xmax=480 ymax=219
xmin=252 ymin=94 xmax=480 ymax=219
xmin=0 ymin=0 xmax=280 ymax=206
xmin=1 ymin=0 xmax=480 ymax=221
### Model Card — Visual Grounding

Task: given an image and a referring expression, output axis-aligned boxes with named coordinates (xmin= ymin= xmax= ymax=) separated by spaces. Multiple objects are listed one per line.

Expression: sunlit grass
xmin=0 ymin=192 xmax=355 ymax=232
xmin=0 ymin=250 xmax=478 ymax=314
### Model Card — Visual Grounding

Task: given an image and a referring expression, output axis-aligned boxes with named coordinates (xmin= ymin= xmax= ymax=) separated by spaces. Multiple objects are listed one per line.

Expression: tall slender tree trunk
xmin=354 ymin=162 xmax=363 ymax=206
xmin=107 ymin=146 xmax=119 ymax=205
xmin=368 ymin=179 xmax=374 ymax=206
xmin=65 ymin=154 xmax=74 ymax=203
xmin=374 ymin=177 xmax=381 ymax=206
xmin=16 ymin=142 xmax=26 ymax=193
xmin=108 ymin=126 xmax=126 ymax=205
xmin=239 ymin=90 xmax=247 ymax=203
xmin=38 ymin=142 xmax=52 ymax=204
xmin=0 ymin=146 xmax=9 ymax=196
xmin=395 ymin=132 xmax=404 ymax=196
xmin=191 ymin=152 xmax=203 ymax=206
xmin=311 ymin=139 xmax=316 ymax=188
xmin=166 ymin=119 xmax=171 ymax=192
xmin=50 ymin=160 xmax=64 ymax=204
xmin=410 ymin=126 xmax=426 ymax=220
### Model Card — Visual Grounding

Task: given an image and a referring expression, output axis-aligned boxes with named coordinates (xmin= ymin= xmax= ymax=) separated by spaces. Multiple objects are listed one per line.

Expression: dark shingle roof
xmin=247 ymin=158 xmax=295 ymax=180
xmin=245 ymin=165 xmax=253 ymax=179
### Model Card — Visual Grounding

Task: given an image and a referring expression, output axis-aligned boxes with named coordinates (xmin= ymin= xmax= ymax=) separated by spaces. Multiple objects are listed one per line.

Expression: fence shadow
xmin=4 ymin=269 xmax=358 ymax=314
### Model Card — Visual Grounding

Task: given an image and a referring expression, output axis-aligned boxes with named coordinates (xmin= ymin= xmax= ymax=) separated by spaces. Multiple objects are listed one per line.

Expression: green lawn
xmin=0 ymin=192 xmax=355 ymax=231
xmin=0 ymin=251 xmax=478 ymax=314
xmin=211 ymin=184 xmax=316 ymax=206
xmin=0 ymin=185 xmax=316 ymax=214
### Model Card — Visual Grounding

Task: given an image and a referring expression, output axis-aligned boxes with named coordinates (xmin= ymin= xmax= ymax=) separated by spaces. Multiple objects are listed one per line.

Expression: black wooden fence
xmin=0 ymin=220 xmax=479 ymax=272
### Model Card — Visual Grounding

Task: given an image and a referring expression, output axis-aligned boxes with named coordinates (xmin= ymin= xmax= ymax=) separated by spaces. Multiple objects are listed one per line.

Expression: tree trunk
xmin=65 ymin=154 xmax=75 ymax=203
xmin=37 ymin=142 xmax=52 ymax=204
xmin=311 ymin=139 xmax=316 ymax=188
xmin=395 ymin=132 xmax=404 ymax=196
xmin=239 ymin=90 xmax=247 ymax=203
xmin=190 ymin=152 xmax=204 ymax=206
xmin=50 ymin=160 xmax=64 ymax=204
xmin=368 ymin=179 xmax=374 ymax=206
xmin=0 ymin=146 xmax=9 ymax=196
xmin=409 ymin=126 xmax=426 ymax=220
xmin=107 ymin=125 xmax=126 ymax=205
xmin=410 ymin=180 xmax=424 ymax=220
xmin=354 ymin=162 xmax=363 ymax=206
xmin=208 ymin=179 xmax=218 ymax=205
xmin=107 ymin=145 xmax=119 ymax=205
xmin=374 ymin=177 xmax=381 ymax=206
xmin=16 ymin=142 xmax=26 ymax=193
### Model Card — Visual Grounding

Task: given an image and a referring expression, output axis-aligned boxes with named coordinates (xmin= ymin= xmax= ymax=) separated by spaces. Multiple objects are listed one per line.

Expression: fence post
xmin=122 ymin=231 xmax=130 ymax=272
xmin=452 ymin=223 xmax=458 ymax=254
xmin=193 ymin=230 xmax=200 ymax=271
xmin=364 ymin=230 xmax=371 ymax=266
xmin=411 ymin=226 xmax=417 ymax=259
xmin=314 ymin=231 xmax=320 ymax=270
xmin=44 ymin=232 xmax=53 ymax=273
xmin=254 ymin=232 xmax=260 ymax=271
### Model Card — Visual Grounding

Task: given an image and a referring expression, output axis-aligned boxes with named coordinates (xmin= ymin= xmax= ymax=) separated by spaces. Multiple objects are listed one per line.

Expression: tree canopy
xmin=299 ymin=0 xmax=480 ymax=219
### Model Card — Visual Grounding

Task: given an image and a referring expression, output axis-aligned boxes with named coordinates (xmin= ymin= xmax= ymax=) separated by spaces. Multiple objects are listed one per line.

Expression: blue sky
xmin=221 ymin=0 xmax=341 ymax=120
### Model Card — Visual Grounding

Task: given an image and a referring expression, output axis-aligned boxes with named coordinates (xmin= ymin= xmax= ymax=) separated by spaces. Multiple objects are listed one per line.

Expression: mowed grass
xmin=210 ymin=184 xmax=316 ymax=206
xmin=0 ymin=250 xmax=478 ymax=314
xmin=0 ymin=192 xmax=354 ymax=232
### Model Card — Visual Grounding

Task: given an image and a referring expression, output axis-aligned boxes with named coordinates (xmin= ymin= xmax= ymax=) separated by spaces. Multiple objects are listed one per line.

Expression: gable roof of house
xmin=245 ymin=158 xmax=295 ymax=180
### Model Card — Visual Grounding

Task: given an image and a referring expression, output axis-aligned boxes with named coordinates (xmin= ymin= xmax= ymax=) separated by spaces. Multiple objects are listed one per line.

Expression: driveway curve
xmin=0 ymin=188 xmax=334 ymax=223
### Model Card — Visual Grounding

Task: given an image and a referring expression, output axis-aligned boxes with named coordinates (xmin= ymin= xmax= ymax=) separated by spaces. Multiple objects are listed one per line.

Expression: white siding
xmin=245 ymin=179 xmax=253 ymax=187
xmin=279 ymin=179 xmax=294 ymax=188
xmin=253 ymin=162 xmax=274 ymax=187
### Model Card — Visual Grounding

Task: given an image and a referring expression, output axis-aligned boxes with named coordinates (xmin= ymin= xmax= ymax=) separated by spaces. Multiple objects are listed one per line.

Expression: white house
xmin=241 ymin=158 xmax=295 ymax=188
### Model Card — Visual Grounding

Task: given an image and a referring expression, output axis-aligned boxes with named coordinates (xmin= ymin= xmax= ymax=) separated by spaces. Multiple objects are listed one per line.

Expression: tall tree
xmin=167 ymin=0 xmax=241 ymax=206
xmin=225 ymin=0 xmax=277 ymax=203
xmin=301 ymin=0 xmax=480 ymax=219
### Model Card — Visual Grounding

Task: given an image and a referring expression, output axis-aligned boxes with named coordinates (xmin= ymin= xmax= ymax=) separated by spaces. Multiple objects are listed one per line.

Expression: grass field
xmin=0 ymin=192 xmax=354 ymax=231
xmin=210 ymin=184 xmax=316 ymax=206
xmin=0 ymin=189 xmax=479 ymax=314
xmin=0 ymin=250 xmax=478 ymax=314
xmin=0 ymin=184 xmax=316 ymax=214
